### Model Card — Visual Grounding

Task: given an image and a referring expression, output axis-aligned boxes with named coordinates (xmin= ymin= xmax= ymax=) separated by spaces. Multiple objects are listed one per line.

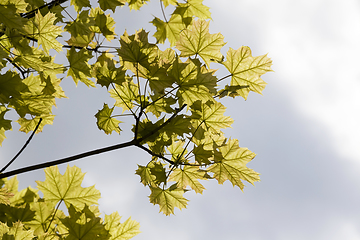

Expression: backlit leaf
xmin=176 ymin=19 xmax=225 ymax=67
xmin=36 ymin=165 xmax=101 ymax=210
xmin=95 ymin=103 xmax=122 ymax=134
xmin=149 ymin=185 xmax=188 ymax=215
xmin=223 ymin=46 xmax=273 ymax=99
xmin=104 ymin=212 xmax=140 ymax=240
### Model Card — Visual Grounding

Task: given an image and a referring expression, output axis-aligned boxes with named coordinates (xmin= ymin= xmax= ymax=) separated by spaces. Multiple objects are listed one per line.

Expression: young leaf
xmin=176 ymin=19 xmax=225 ymax=67
xmin=0 ymin=221 xmax=34 ymax=240
xmin=207 ymin=139 xmax=260 ymax=190
xmin=149 ymin=185 xmax=188 ymax=215
xmin=0 ymin=106 xmax=12 ymax=145
xmin=191 ymin=100 xmax=233 ymax=133
xmin=67 ymin=47 xmax=95 ymax=87
xmin=95 ymin=104 xmax=122 ymax=134
xmin=90 ymin=7 xmax=116 ymax=41
xmin=169 ymin=166 xmax=208 ymax=193
xmin=109 ymin=80 xmax=139 ymax=113
xmin=136 ymin=162 xmax=166 ymax=187
xmin=104 ymin=212 xmax=141 ymax=240
xmin=223 ymin=46 xmax=273 ymax=99
xmin=98 ymin=0 xmax=125 ymax=12
xmin=36 ymin=165 xmax=101 ymax=210
xmin=151 ymin=14 xmax=186 ymax=46
xmin=17 ymin=115 xmax=54 ymax=134
xmin=71 ymin=0 xmax=91 ymax=12
xmin=25 ymin=12 xmax=63 ymax=54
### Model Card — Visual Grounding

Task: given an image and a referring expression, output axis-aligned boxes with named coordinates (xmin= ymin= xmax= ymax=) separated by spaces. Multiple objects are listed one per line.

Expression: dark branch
xmin=1 ymin=118 xmax=43 ymax=173
xmin=0 ymin=139 xmax=136 ymax=179
xmin=20 ymin=0 xmax=68 ymax=19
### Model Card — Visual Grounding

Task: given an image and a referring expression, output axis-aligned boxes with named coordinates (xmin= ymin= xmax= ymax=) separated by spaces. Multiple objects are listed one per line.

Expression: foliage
xmin=0 ymin=0 xmax=272 ymax=217
xmin=0 ymin=165 xmax=140 ymax=239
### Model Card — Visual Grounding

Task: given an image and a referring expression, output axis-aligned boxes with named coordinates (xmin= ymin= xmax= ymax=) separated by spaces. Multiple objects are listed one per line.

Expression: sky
xmin=1 ymin=0 xmax=360 ymax=239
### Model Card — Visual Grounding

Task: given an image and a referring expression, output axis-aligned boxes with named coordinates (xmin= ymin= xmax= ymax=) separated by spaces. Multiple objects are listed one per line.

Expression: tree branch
xmin=0 ymin=139 xmax=136 ymax=179
xmin=20 ymin=0 xmax=69 ymax=19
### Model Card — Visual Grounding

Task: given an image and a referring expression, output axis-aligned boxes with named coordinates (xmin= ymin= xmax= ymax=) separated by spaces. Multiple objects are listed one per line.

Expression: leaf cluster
xmin=0 ymin=0 xmax=273 ymax=215
xmin=0 ymin=165 xmax=140 ymax=239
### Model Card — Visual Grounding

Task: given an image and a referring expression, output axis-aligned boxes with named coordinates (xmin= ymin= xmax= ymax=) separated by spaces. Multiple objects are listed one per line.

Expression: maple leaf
xmin=173 ymin=0 xmax=211 ymax=25
xmin=207 ymin=138 xmax=260 ymax=190
xmin=90 ymin=7 xmax=116 ymax=41
xmin=98 ymin=0 xmax=125 ymax=12
xmin=161 ymin=0 xmax=177 ymax=7
xmin=118 ymin=29 xmax=158 ymax=69
xmin=149 ymin=184 xmax=188 ymax=215
xmin=191 ymin=100 xmax=233 ymax=134
xmin=71 ymin=0 xmax=91 ymax=12
xmin=95 ymin=104 xmax=122 ymax=134
xmin=0 ymin=106 xmax=12 ymax=145
xmin=17 ymin=115 xmax=54 ymax=134
xmin=92 ymin=54 xmax=127 ymax=88
xmin=169 ymin=166 xmax=209 ymax=193
xmin=25 ymin=12 xmax=63 ymax=54
xmin=109 ymin=80 xmax=139 ymax=112
xmin=0 ymin=5 xmax=27 ymax=31
xmin=0 ymin=221 xmax=34 ymax=240
xmin=26 ymin=200 xmax=55 ymax=235
xmin=169 ymin=58 xmax=217 ymax=106
xmin=61 ymin=205 xmax=108 ymax=240
xmin=0 ymin=188 xmax=14 ymax=205
xmin=176 ymin=19 xmax=225 ymax=67
xmin=136 ymin=161 xmax=166 ymax=187
xmin=104 ymin=212 xmax=141 ymax=240
xmin=151 ymin=14 xmax=186 ymax=46
xmin=67 ymin=47 xmax=95 ymax=87
xmin=127 ymin=0 xmax=149 ymax=10
xmin=146 ymin=94 xmax=176 ymax=118
xmin=36 ymin=165 xmax=101 ymax=210
xmin=223 ymin=46 xmax=273 ymax=99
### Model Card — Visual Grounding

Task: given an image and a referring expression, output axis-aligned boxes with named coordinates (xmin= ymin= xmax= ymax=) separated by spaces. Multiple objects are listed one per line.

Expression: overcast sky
xmin=1 ymin=0 xmax=360 ymax=239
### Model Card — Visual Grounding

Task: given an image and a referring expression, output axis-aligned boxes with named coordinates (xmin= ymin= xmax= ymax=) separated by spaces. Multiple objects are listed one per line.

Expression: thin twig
xmin=1 ymin=118 xmax=43 ymax=173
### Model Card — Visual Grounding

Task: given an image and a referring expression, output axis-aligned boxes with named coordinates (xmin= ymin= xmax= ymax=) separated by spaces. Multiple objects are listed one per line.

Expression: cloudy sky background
xmin=1 ymin=0 xmax=360 ymax=239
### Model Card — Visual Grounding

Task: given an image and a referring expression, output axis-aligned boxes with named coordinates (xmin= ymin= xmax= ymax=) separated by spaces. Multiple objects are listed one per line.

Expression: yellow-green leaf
xmin=67 ymin=47 xmax=95 ymax=87
xmin=176 ymin=19 xmax=225 ymax=67
xmin=149 ymin=185 xmax=188 ymax=215
xmin=169 ymin=166 xmax=208 ymax=193
xmin=36 ymin=165 xmax=101 ymax=210
xmin=223 ymin=46 xmax=273 ymax=99
xmin=207 ymin=139 xmax=259 ymax=190
xmin=95 ymin=104 xmax=122 ymax=134
xmin=104 ymin=212 xmax=141 ymax=240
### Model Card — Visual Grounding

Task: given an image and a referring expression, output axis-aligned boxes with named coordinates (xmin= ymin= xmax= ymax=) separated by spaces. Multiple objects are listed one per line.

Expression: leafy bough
xmin=0 ymin=0 xmax=273 ymax=215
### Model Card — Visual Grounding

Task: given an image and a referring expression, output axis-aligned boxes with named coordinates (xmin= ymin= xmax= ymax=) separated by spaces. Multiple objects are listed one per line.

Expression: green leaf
xmin=95 ymin=104 xmax=122 ymax=134
xmin=161 ymin=0 xmax=177 ymax=7
xmin=104 ymin=212 xmax=141 ymax=240
xmin=191 ymin=100 xmax=233 ymax=133
xmin=117 ymin=29 xmax=158 ymax=69
xmin=136 ymin=161 xmax=166 ymax=187
xmin=0 ymin=106 xmax=12 ymax=145
xmin=149 ymin=185 xmax=188 ymax=215
xmin=174 ymin=0 xmax=211 ymax=24
xmin=146 ymin=95 xmax=175 ymax=118
xmin=109 ymin=81 xmax=139 ymax=113
xmin=36 ymin=165 xmax=101 ymax=210
xmin=71 ymin=0 xmax=91 ymax=12
xmin=24 ymin=11 xmax=63 ymax=54
xmin=0 ymin=5 xmax=27 ymax=31
xmin=127 ymin=0 xmax=149 ymax=10
xmin=0 ymin=221 xmax=34 ymax=240
xmin=61 ymin=205 xmax=108 ymax=240
xmin=26 ymin=200 xmax=54 ymax=235
xmin=169 ymin=166 xmax=208 ymax=193
xmin=223 ymin=46 xmax=273 ymax=99
xmin=4 ymin=176 xmax=19 ymax=194
xmin=93 ymin=53 xmax=126 ymax=88
xmin=151 ymin=14 xmax=186 ymax=46
xmin=17 ymin=115 xmax=54 ymax=134
xmin=98 ymin=0 xmax=125 ymax=12
xmin=90 ymin=7 xmax=116 ymax=41
xmin=67 ymin=47 xmax=95 ymax=87
xmin=176 ymin=19 xmax=225 ymax=67
xmin=0 ymin=188 xmax=14 ymax=205
xmin=207 ymin=139 xmax=259 ymax=190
